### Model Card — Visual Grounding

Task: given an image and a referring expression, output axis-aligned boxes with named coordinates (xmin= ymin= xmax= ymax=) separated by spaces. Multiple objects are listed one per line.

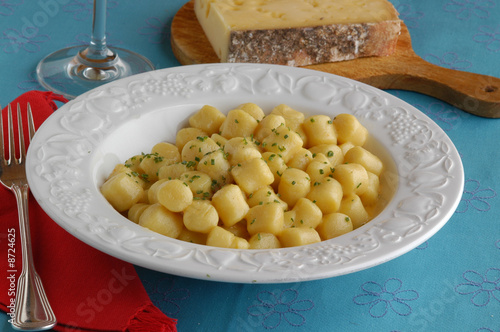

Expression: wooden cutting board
xmin=171 ymin=0 xmax=500 ymax=118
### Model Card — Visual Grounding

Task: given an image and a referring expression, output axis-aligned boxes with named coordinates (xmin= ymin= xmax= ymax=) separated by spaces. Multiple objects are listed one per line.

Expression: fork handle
xmin=11 ymin=184 xmax=57 ymax=331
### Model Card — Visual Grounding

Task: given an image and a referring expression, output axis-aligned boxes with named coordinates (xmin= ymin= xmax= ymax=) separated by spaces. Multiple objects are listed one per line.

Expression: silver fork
xmin=0 ymin=103 xmax=56 ymax=331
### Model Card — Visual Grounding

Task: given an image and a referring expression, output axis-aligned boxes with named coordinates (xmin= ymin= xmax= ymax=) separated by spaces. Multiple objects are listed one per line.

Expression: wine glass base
xmin=36 ymin=45 xmax=155 ymax=100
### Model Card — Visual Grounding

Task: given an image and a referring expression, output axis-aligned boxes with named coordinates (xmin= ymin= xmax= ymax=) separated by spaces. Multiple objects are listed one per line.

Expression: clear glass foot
xmin=36 ymin=45 xmax=155 ymax=100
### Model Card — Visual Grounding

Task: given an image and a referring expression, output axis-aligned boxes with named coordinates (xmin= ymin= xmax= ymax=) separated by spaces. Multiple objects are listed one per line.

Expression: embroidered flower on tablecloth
xmin=18 ymin=70 xmax=68 ymax=96
xmin=395 ymin=4 xmax=424 ymax=28
xmin=0 ymin=28 xmax=49 ymax=53
xmin=0 ymin=0 xmax=22 ymax=16
xmin=414 ymin=101 xmax=461 ymax=132
xmin=17 ymin=71 xmax=42 ymax=91
xmin=474 ymin=328 xmax=496 ymax=332
xmin=247 ymin=289 xmax=314 ymax=329
xmin=443 ymin=0 xmax=496 ymax=20
xmin=424 ymin=52 xmax=472 ymax=71
xmin=353 ymin=278 xmax=419 ymax=318
xmin=474 ymin=25 xmax=500 ymax=52
xmin=456 ymin=179 xmax=496 ymax=213
xmin=142 ymin=277 xmax=190 ymax=316
xmin=455 ymin=268 xmax=500 ymax=307
xmin=138 ymin=17 xmax=168 ymax=44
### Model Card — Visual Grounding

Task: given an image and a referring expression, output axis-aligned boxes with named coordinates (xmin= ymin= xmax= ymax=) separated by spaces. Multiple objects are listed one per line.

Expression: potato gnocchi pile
xmin=101 ymin=103 xmax=384 ymax=249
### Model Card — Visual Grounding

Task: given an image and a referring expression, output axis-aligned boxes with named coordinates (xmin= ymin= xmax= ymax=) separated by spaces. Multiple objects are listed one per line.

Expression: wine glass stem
xmin=35 ymin=0 xmax=154 ymax=99
xmin=86 ymin=0 xmax=113 ymax=61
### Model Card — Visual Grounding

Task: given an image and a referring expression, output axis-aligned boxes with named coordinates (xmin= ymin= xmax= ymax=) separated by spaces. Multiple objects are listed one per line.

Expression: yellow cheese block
xmin=194 ymin=0 xmax=401 ymax=66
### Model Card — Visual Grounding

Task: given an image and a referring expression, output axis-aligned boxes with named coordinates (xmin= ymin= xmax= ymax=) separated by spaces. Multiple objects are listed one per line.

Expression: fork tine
xmin=27 ymin=103 xmax=35 ymax=142
xmin=0 ymin=104 xmax=4 ymax=163
xmin=17 ymin=103 xmax=26 ymax=164
xmin=7 ymin=104 xmax=15 ymax=165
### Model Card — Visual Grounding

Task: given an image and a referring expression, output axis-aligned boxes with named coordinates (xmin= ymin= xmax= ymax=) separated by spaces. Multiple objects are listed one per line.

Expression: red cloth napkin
xmin=0 ymin=91 xmax=177 ymax=331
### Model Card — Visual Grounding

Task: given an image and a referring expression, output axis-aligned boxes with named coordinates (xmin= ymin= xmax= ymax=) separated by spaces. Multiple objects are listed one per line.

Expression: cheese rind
xmin=194 ymin=0 xmax=401 ymax=66
xmin=228 ymin=21 xmax=400 ymax=66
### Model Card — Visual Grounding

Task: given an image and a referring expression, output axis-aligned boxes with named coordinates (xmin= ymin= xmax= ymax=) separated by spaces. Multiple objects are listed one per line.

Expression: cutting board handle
xmin=368 ymin=55 xmax=500 ymax=118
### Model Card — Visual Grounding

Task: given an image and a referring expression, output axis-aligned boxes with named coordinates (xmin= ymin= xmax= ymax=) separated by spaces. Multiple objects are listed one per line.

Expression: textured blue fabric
xmin=1 ymin=1 xmax=499 ymax=331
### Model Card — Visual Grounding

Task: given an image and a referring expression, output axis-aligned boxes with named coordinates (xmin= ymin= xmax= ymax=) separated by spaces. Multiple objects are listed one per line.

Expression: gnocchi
xmin=101 ymin=103 xmax=387 ymax=249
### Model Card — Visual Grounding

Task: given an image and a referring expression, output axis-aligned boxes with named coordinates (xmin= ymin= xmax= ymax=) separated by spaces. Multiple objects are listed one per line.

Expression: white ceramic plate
xmin=27 ymin=64 xmax=463 ymax=283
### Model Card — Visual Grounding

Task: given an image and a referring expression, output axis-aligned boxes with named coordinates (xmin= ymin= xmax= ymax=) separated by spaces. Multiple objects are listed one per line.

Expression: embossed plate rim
xmin=26 ymin=63 xmax=464 ymax=283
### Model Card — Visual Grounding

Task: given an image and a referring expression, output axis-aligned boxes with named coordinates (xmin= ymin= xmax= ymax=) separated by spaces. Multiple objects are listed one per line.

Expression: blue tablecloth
xmin=1 ymin=1 xmax=499 ymax=331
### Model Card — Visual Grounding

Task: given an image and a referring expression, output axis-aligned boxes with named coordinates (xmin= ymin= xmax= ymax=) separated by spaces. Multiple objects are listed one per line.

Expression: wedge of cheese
xmin=194 ymin=0 xmax=401 ymax=66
